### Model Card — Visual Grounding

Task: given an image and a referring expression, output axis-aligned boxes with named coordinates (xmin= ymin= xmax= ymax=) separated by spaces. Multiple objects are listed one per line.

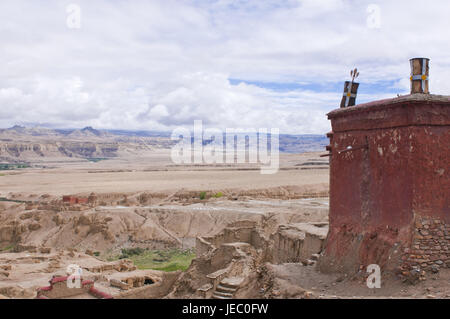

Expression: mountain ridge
xmin=0 ymin=126 xmax=328 ymax=162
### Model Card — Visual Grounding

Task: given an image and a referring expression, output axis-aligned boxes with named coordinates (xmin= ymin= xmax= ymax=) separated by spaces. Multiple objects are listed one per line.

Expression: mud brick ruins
xmin=319 ymin=58 xmax=450 ymax=275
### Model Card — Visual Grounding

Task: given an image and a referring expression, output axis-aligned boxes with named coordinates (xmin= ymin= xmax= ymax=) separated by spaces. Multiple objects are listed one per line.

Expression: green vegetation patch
xmin=0 ymin=163 xmax=30 ymax=170
xmin=0 ymin=197 xmax=28 ymax=204
xmin=86 ymin=158 xmax=108 ymax=163
xmin=198 ymin=191 xmax=224 ymax=200
xmin=115 ymin=248 xmax=195 ymax=272
xmin=0 ymin=245 xmax=14 ymax=252
xmin=119 ymin=247 xmax=145 ymax=259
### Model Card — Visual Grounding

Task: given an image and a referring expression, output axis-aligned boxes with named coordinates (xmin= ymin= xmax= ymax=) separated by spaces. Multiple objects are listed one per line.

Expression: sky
xmin=1 ymin=0 xmax=450 ymax=134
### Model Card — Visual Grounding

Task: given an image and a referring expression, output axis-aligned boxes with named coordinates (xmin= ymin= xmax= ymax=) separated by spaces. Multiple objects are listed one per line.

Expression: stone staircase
xmin=212 ymin=277 xmax=243 ymax=300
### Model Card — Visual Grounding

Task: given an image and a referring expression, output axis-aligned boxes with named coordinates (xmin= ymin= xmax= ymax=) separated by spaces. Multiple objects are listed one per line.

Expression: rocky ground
xmin=0 ymin=149 xmax=331 ymax=298
xmin=259 ymin=263 xmax=450 ymax=299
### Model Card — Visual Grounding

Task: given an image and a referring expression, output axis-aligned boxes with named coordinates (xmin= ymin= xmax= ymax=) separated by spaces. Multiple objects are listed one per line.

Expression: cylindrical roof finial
xmin=410 ymin=58 xmax=430 ymax=94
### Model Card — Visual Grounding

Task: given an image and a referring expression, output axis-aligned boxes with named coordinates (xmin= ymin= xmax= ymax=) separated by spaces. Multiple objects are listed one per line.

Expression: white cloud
xmin=0 ymin=0 xmax=449 ymax=134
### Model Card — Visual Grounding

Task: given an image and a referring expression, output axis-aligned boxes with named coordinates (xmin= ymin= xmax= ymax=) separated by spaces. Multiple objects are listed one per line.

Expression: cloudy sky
xmin=1 ymin=0 xmax=450 ymax=134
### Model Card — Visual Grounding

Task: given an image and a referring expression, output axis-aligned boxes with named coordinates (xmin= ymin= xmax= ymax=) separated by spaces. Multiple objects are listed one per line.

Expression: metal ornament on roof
xmin=340 ymin=68 xmax=360 ymax=108
xmin=410 ymin=58 xmax=430 ymax=94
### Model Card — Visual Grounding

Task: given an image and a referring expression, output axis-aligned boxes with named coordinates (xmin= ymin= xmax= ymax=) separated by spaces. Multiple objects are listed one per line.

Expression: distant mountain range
xmin=105 ymin=129 xmax=328 ymax=153
xmin=0 ymin=126 xmax=328 ymax=155
xmin=2 ymin=125 xmax=107 ymax=138
xmin=277 ymin=134 xmax=328 ymax=153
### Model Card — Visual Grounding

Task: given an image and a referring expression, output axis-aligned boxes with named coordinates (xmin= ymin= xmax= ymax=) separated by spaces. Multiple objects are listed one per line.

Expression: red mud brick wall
xmin=319 ymin=96 xmax=450 ymax=273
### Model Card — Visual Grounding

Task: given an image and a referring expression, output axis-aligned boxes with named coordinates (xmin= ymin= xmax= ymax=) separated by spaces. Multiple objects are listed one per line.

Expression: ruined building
xmin=319 ymin=58 xmax=449 ymax=274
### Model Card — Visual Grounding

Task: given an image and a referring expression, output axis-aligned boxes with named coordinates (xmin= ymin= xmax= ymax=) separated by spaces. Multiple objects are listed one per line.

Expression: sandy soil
xmin=263 ymin=263 xmax=450 ymax=299
xmin=0 ymin=152 xmax=328 ymax=196
xmin=0 ymin=168 xmax=328 ymax=196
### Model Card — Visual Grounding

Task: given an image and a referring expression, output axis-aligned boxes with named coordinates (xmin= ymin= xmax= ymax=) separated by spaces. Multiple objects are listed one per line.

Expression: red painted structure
xmin=36 ymin=276 xmax=113 ymax=299
xmin=319 ymin=94 xmax=450 ymax=273
xmin=62 ymin=196 xmax=89 ymax=205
